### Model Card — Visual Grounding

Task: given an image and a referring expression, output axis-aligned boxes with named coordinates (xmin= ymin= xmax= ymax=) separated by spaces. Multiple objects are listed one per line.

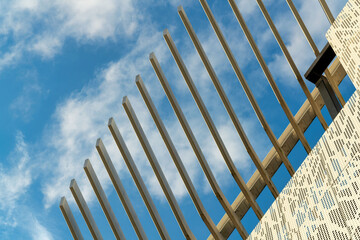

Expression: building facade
xmin=249 ymin=1 xmax=360 ymax=239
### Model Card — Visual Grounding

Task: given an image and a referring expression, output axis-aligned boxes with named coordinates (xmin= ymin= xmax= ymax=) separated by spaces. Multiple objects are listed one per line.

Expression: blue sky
xmin=0 ymin=0 xmax=354 ymax=239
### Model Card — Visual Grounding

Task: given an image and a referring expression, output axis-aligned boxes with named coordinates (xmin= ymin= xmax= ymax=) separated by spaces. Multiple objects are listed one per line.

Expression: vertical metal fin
xmin=227 ymin=0 xmax=312 ymax=154
xmin=285 ymin=0 xmax=346 ymax=107
xmin=122 ymin=96 xmax=196 ymax=240
xmin=163 ymin=29 xmax=264 ymax=219
xmin=60 ymin=197 xmax=85 ymax=240
xmin=83 ymin=159 xmax=126 ymax=240
xmin=136 ymin=75 xmax=224 ymax=240
xmin=107 ymin=120 xmax=171 ymax=240
xmin=318 ymin=0 xmax=335 ymax=23
xmin=96 ymin=139 xmax=148 ymax=240
xmin=198 ymin=0 xmax=295 ymax=176
xmin=254 ymin=0 xmax=330 ymax=130
xmin=149 ymin=52 xmax=248 ymax=239
xmin=177 ymin=5 xmax=279 ymax=199
xmin=69 ymin=179 xmax=103 ymax=240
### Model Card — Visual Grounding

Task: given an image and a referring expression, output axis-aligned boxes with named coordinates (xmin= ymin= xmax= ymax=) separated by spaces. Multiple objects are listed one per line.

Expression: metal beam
xmin=228 ymin=0 xmax=311 ymax=154
xmin=136 ymin=75 xmax=224 ymax=240
xmin=318 ymin=0 xmax=335 ymax=23
xmin=107 ymin=120 xmax=171 ymax=240
xmin=96 ymin=138 xmax=148 ymax=240
xmin=150 ymin=52 xmax=248 ymax=239
xmin=253 ymin=0 xmax=329 ymax=131
xmin=83 ymin=159 xmax=126 ymax=240
xmin=177 ymin=5 xmax=279 ymax=199
xmin=285 ymin=0 xmax=320 ymax=56
xmin=198 ymin=0 xmax=295 ymax=176
xmin=59 ymin=197 xmax=84 ymax=240
xmin=285 ymin=0 xmax=345 ymax=106
xmin=122 ymin=96 xmax=196 ymax=240
xmin=163 ymin=29 xmax=264 ymax=220
xmin=70 ymin=179 xmax=103 ymax=240
xmin=315 ymin=76 xmax=342 ymax=119
xmin=208 ymin=58 xmax=347 ymax=239
xmin=305 ymin=43 xmax=336 ymax=84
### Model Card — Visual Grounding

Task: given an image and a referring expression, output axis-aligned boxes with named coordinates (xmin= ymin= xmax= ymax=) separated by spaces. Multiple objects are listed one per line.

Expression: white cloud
xmin=235 ymin=0 xmax=258 ymax=18
xmin=30 ymin=219 xmax=54 ymax=240
xmin=0 ymin=0 xmax=140 ymax=69
xmin=10 ymin=76 xmax=44 ymax=121
xmin=38 ymin=15 xmax=269 ymax=209
xmin=40 ymin=27 xmax=172 ymax=207
xmin=0 ymin=132 xmax=32 ymax=227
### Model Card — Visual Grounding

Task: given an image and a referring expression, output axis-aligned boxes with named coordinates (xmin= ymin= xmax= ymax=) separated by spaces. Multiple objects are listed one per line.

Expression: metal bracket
xmin=316 ymin=76 xmax=342 ymax=119
xmin=305 ymin=43 xmax=342 ymax=120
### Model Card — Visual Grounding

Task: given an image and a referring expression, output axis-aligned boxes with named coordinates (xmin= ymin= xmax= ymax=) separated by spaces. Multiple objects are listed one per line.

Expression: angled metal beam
xmin=285 ymin=0 xmax=320 ymax=56
xmin=242 ymin=0 xmax=328 ymax=131
xmin=285 ymin=0 xmax=346 ymax=107
xmin=122 ymin=96 xmax=195 ymax=240
xmin=227 ymin=0 xmax=311 ymax=154
xmin=149 ymin=52 xmax=248 ymax=239
xmin=83 ymin=159 xmax=126 ymax=240
xmin=136 ymin=75 xmax=224 ymax=240
xmin=198 ymin=0 xmax=295 ymax=176
xmin=107 ymin=120 xmax=171 ymax=240
xmin=96 ymin=139 xmax=148 ymax=240
xmin=69 ymin=179 xmax=103 ymax=240
xmin=177 ymin=6 xmax=279 ymax=200
xmin=318 ymin=0 xmax=335 ymax=23
xmin=163 ymin=29 xmax=264 ymax=220
xmin=208 ymin=59 xmax=347 ymax=239
xmin=324 ymin=67 xmax=346 ymax=107
xmin=60 ymin=197 xmax=85 ymax=240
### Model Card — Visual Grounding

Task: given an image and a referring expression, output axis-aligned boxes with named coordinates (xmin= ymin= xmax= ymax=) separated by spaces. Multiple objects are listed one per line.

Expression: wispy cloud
xmin=38 ymin=15 xmax=268 ymax=208
xmin=0 ymin=0 xmax=140 ymax=69
xmin=0 ymin=132 xmax=32 ymax=227
xmin=10 ymin=72 xmax=45 ymax=121
xmin=29 ymin=218 xmax=54 ymax=240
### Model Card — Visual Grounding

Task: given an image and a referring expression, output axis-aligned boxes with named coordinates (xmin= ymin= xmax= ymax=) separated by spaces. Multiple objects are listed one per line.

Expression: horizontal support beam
xmin=209 ymin=58 xmax=347 ymax=239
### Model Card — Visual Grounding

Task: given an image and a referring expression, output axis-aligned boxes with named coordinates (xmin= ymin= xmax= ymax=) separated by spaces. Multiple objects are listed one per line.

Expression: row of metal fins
xmin=59 ymin=0 xmax=342 ymax=239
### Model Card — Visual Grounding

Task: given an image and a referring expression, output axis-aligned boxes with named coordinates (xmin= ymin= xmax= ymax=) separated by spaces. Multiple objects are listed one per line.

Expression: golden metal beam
xmin=163 ymin=29 xmax=264 ymax=220
xmin=96 ymin=138 xmax=148 ymax=240
xmin=251 ymin=0 xmax=330 ymax=130
xmin=122 ymin=96 xmax=196 ymax=240
xmin=150 ymin=52 xmax=248 ymax=239
xmin=228 ymin=0 xmax=312 ymax=154
xmin=59 ymin=197 xmax=84 ymax=240
xmin=83 ymin=159 xmax=126 ymax=240
xmin=177 ymin=6 xmax=279 ymax=200
xmin=208 ymin=58 xmax=347 ymax=239
xmin=70 ymin=179 xmax=103 ymax=240
xmin=107 ymin=120 xmax=171 ymax=240
xmin=136 ymin=75 xmax=224 ymax=240
xmin=285 ymin=0 xmax=345 ymax=107
xmin=318 ymin=0 xmax=335 ymax=23
xmin=198 ymin=0 xmax=295 ymax=176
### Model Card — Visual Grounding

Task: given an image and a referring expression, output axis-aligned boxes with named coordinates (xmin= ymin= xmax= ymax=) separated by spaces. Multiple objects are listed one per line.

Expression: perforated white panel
xmin=247 ymin=3 xmax=360 ymax=237
xmin=247 ymin=200 xmax=287 ymax=240
xmin=247 ymin=92 xmax=359 ymax=240
xmin=247 ymin=1 xmax=360 ymax=238
xmin=327 ymin=0 xmax=360 ymax=90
